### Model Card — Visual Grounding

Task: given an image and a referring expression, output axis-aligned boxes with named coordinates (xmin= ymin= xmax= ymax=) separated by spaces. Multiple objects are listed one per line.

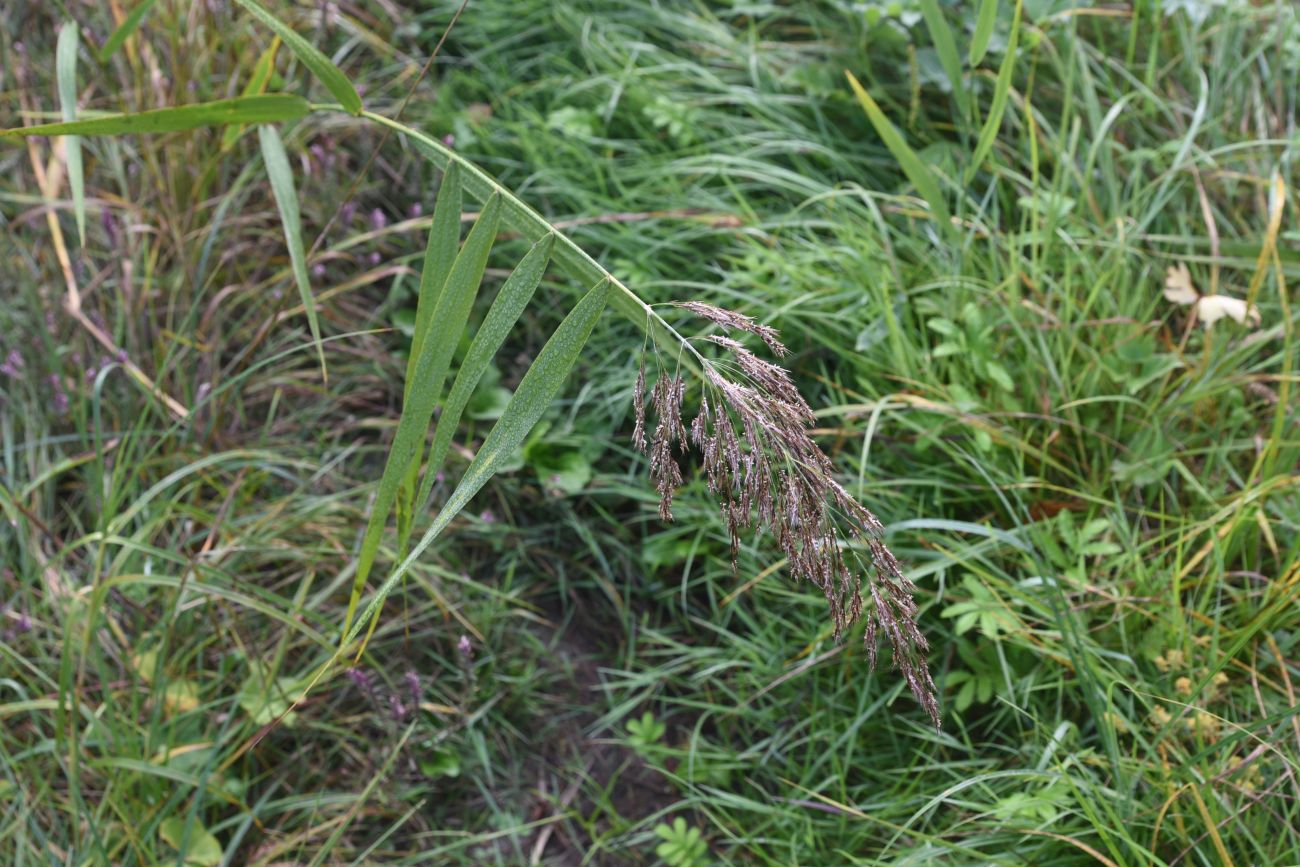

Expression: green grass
xmin=3 ymin=0 xmax=1299 ymax=864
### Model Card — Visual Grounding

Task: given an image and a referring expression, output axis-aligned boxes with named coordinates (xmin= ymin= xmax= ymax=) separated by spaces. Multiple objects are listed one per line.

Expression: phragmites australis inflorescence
xmin=633 ymin=301 xmax=939 ymax=728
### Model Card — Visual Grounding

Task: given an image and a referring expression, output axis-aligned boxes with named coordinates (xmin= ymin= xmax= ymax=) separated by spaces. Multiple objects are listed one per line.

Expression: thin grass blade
xmin=919 ymin=0 xmax=969 ymax=116
xmin=415 ymin=233 xmax=555 ymax=511
xmin=966 ymin=0 xmax=1022 ymax=182
xmin=345 ymin=278 xmax=610 ymax=653
xmin=231 ymin=0 xmax=362 ymax=116
xmin=341 ymin=195 xmax=504 ymax=643
xmin=56 ymin=22 xmax=85 ymax=247
xmin=1 ymin=95 xmax=310 ymax=138
xmin=845 ymin=71 xmax=953 ymax=238
xmin=99 ymin=0 xmax=160 ymax=62
xmin=969 ymin=0 xmax=999 ymax=66
xmin=257 ymin=124 xmax=327 ymax=381
xmin=222 ymin=37 xmax=282 ymax=151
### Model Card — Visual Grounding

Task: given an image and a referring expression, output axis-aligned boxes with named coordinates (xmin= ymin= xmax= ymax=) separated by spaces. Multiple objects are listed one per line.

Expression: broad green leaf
xmin=342 ymin=195 xmax=504 ymax=641
xmin=844 ymin=71 xmax=953 ymax=238
xmin=344 ymin=278 xmax=610 ymax=652
xmin=969 ymin=0 xmax=999 ymax=66
xmin=967 ymin=0 xmax=1022 ymax=182
xmin=100 ymin=0 xmax=160 ymax=62
xmin=415 ymin=233 xmax=555 ymax=511
xmin=158 ymin=816 xmax=223 ymax=866
xmin=405 ymin=162 xmax=463 ymax=401
xmin=0 ymin=95 xmax=309 ymax=138
xmin=231 ymin=0 xmax=362 ymax=116
xmin=221 ymin=36 xmax=282 ymax=151
xmin=919 ymin=0 xmax=969 ymax=116
xmin=56 ymin=22 xmax=85 ymax=246
xmin=258 ymin=124 xmax=327 ymax=380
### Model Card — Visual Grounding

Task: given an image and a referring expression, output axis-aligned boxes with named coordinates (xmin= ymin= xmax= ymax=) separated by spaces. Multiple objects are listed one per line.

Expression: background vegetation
xmin=2 ymin=0 xmax=1298 ymax=863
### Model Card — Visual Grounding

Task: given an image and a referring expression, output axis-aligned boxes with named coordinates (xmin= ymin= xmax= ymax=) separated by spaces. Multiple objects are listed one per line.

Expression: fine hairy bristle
xmin=632 ymin=302 xmax=939 ymax=728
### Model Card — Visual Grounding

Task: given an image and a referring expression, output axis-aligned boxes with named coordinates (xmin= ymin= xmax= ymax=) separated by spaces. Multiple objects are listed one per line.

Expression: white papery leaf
xmin=1164 ymin=263 xmax=1199 ymax=305
xmin=1196 ymin=295 xmax=1260 ymax=328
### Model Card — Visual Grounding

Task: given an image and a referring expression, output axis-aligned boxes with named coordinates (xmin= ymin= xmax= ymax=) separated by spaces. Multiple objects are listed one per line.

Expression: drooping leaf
xmin=844 ymin=71 xmax=953 ymax=238
xmin=0 ymin=95 xmax=309 ymax=138
xmin=258 ymin=124 xmax=327 ymax=380
xmin=415 ymin=233 xmax=555 ymax=511
xmin=231 ymin=0 xmax=362 ymax=115
xmin=969 ymin=0 xmax=999 ymax=66
xmin=342 ymin=195 xmax=504 ymax=641
xmin=56 ymin=22 xmax=85 ymax=247
xmin=344 ymin=278 xmax=610 ymax=652
xmin=100 ymin=0 xmax=160 ymax=62
xmin=966 ymin=0 xmax=1023 ymax=182
xmin=221 ymin=37 xmax=282 ymax=150
xmin=919 ymin=0 xmax=969 ymax=116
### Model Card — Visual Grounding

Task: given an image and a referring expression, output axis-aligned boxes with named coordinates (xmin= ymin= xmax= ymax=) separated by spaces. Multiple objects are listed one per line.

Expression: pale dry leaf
xmin=1164 ymin=262 xmax=1199 ymax=305
xmin=1196 ymin=294 xmax=1260 ymax=329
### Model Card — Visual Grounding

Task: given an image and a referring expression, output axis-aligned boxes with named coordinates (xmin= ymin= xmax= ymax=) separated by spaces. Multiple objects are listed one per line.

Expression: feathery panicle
xmin=632 ymin=356 xmax=648 ymax=452
xmin=636 ymin=302 xmax=939 ymax=727
xmin=674 ymin=300 xmax=788 ymax=357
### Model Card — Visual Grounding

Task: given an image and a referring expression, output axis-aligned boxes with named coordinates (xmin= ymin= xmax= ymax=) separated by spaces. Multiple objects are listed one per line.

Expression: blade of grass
xmin=844 ymin=71 xmax=953 ymax=239
xmin=1 ymin=95 xmax=310 ymax=138
xmin=969 ymin=0 xmax=999 ymax=66
xmin=919 ymin=0 xmax=969 ymax=116
xmin=414 ymin=233 xmax=555 ymax=513
xmin=966 ymin=0 xmax=1022 ymax=182
xmin=341 ymin=195 xmax=504 ymax=643
xmin=99 ymin=0 xmax=159 ymax=62
xmin=231 ymin=0 xmax=362 ymax=116
xmin=345 ymin=278 xmax=611 ymax=653
xmin=257 ymin=124 xmax=327 ymax=381
xmin=221 ymin=37 xmax=282 ymax=151
xmin=56 ymin=22 xmax=85 ymax=247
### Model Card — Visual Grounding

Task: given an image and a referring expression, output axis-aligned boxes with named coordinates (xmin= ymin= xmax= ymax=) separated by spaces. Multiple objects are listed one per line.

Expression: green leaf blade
xmin=844 ymin=71 xmax=953 ymax=238
xmin=1 ymin=95 xmax=310 ymax=138
xmin=342 ymin=195 xmax=504 ymax=642
xmin=919 ymin=0 xmax=969 ymax=116
xmin=405 ymin=162 xmax=463 ymax=399
xmin=344 ymin=278 xmax=611 ymax=652
xmin=416 ymin=233 xmax=555 ymax=510
xmin=969 ymin=0 xmax=999 ymax=66
xmin=56 ymin=22 xmax=85 ymax=247
xmin=967 ymin=0 xmax=1023 ymax=182
xmin=231 ymin=0 xmax=362 ymax=115
xmin=100 ymin=0 xmax=160 ymax=62
xmin=257 ymin=124 xmax=327 ymax=380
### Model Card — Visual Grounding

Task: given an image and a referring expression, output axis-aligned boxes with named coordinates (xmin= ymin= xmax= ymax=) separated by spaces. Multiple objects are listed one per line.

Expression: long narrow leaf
xmin=344 ymin=278 xmax=610 ymax=652
xmin=919 ymin=0 xmax=969 ymax=116
xmin=231 ymin=0 xmax=362 ymax=116
xmin=258 ymin=124 xmax=327 ymax=380
xmin=404 ymin=162 xmax=463 ymax=401
xmin=1 ymin=95 xmax=310 ymax=138
xmin=415 ymin=234 xmax=555 ymax=512
xmin=966 ymin=0 xmax=1022 ymax=182
xmin=969 ymin=0 xmax=999 ymax=66
xmin=221 ymin=37 xmax=282 ymax=151
xmin=99 ymin=0 xmax=160 ymax=62
xmin=844 ymin=71 xmax=953 ymax=238
xmin=341 ymin=195 xmax=504 ymax=641
xmin=56 ymin=22 xmax=85 ymax=247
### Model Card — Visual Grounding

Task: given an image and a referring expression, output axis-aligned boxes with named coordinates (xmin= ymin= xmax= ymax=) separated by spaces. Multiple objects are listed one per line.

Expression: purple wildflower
xmin=408 ymin=202 xmax=423 ymax=218
xmin=49 ymin=375 xmax=68 ymax=413
xmin=367 ymin=251 xmax=382 ymax=266
xmin=340 ymin=202 xmax=357 ymax=225
xmin=442 ymin=134 xmax=455 ymax=149
xmin=457 ymin=635 xmax=472 ymax=658
xmin=403 ymin=670 xmax=422 ymax=711
xmin=369 ymin=208 xmax=388 ymax=231
xmin=1 ymin=350 xmax=23 ymax=378
xmin=479 ymin=509 xmax=496 ymax=525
